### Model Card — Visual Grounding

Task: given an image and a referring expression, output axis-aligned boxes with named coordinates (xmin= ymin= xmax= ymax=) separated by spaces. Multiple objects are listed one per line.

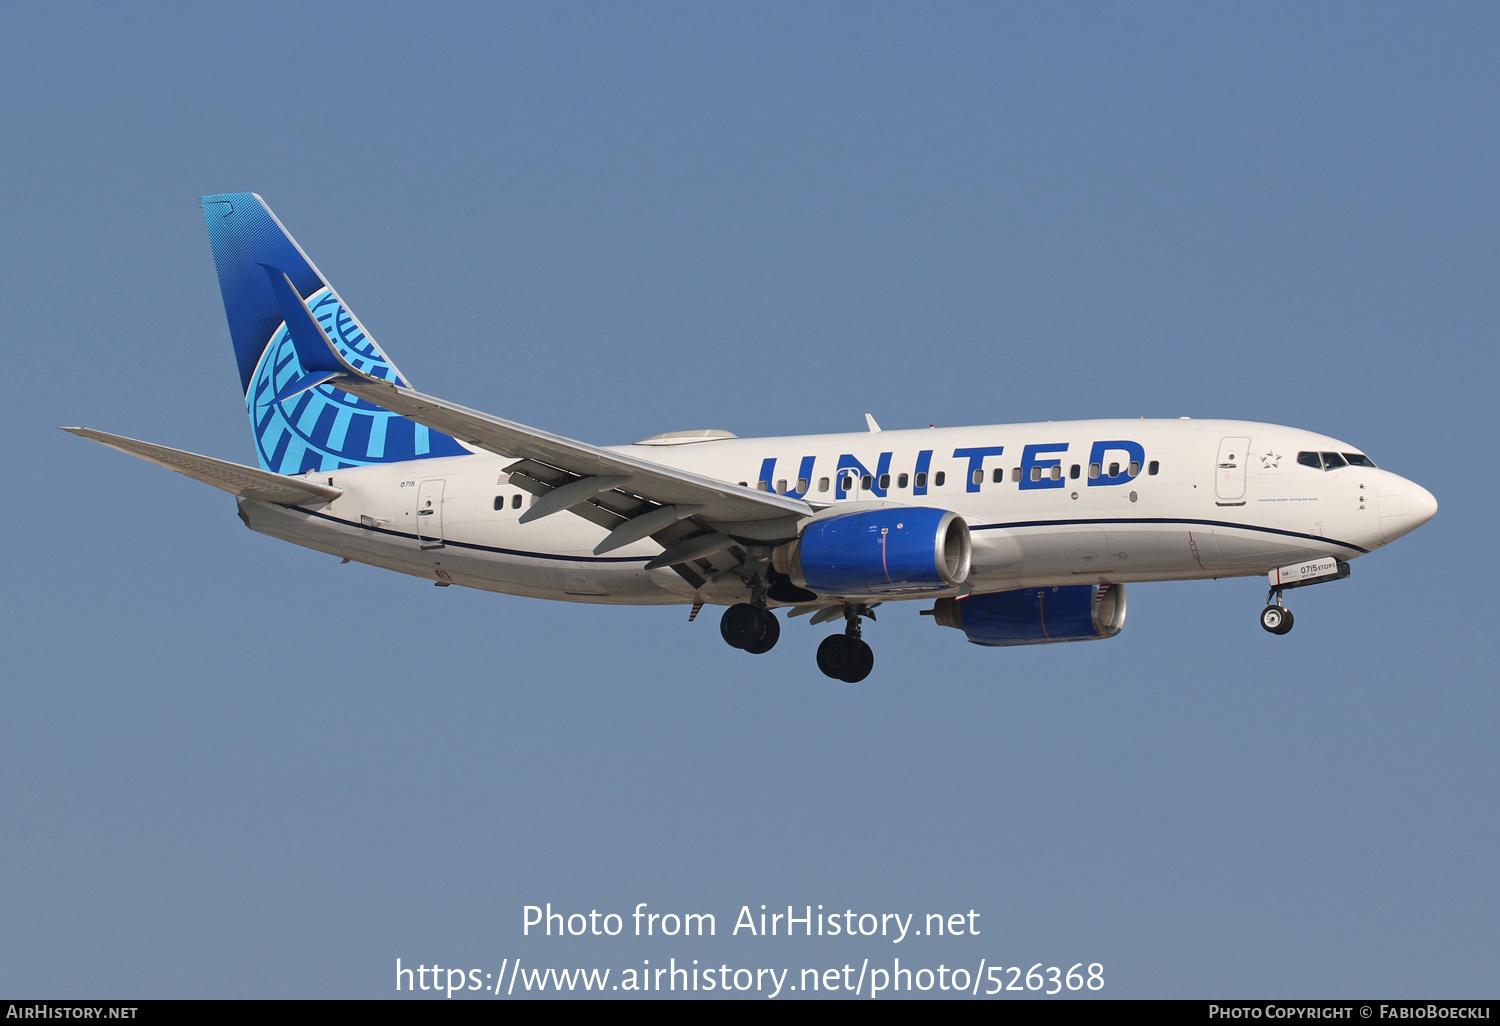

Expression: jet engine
xmin=772 ymin=507 xmax=971 ymax=596
xmin=927 ymin=584 xmax=1126 ymax=646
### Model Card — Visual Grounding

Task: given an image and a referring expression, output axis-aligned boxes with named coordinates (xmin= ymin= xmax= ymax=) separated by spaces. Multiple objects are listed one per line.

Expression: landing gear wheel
xmin=816 ymin=634 xmax=855 ymax=678
xmin=816 ymin=635 xmax=874 ymax=681
xmin=721 ymin=603 xmax=767 ymax=649
xmin=1260 ymin=604 xmax=1294 ymax=635
xmin=742 ymin=609 xmax=781 ymax=654
xmin=839 ymin=639 xmax=874 ymax=683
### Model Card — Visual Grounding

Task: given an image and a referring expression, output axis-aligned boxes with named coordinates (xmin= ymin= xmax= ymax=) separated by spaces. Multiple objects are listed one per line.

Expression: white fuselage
xmin=239 ymin=418 xmax=1435 ymax=607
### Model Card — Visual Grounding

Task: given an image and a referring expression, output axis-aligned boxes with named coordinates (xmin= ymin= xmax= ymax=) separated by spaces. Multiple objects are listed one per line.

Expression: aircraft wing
xmin=336 ymin=377 xmax=809 ymax=525
xmin=256 ymin=263 xmax=811 ymax=553
xmin=62 ymin=427 xmax=343 ymax=505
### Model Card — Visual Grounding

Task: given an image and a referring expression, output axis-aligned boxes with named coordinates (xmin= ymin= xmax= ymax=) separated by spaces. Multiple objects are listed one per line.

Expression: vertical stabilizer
xmin=201 ymin=193 xmax=468 ymax=473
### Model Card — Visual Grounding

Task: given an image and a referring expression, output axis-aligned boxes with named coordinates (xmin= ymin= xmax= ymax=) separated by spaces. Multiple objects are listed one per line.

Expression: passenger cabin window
xmin=1070 ymin=464 xmax=1080 ymax=479
xmin=1030 ymin=466 xmax=1042 ymax=482
xmin=934 ymin=471 xmax=946 ymax=487
xmin=914 ymin=472 xmax=927 ymax=489
xmin=971 ymin=469 xmax=984 ymax=486
xmin=992 ymin=467 xmax=1004 ymax=483
xmin=797 ymin=477 xmax=809 ymax=493
xmin=1109 ymin=462 xmax=1120 ymax=477
xmin=494 ymin=495 xmax=505 ymax=511
xmin=512 ymin=494 xmax=522 ymax=509
xmin=1128 ymin=461 xmax=1140 ymax=477
xmin=756 ymin=480 xmax=769 ymax=491
xmin=776 ymin=479 xmax=787 ymax=494
xmin=879 ymin=473 xmax=891 ymax=489
xmin=1049 ymin=465 xmax=1061 ymax=481
xmin=1089 ymin=463 xmax=1101 ymax=479
xmin=840 ymin=475 xmax=854 ymax=492
xmin=1012 ymin=467 xmax=1022 ymax=482
xmin=818 ymin=477 xmax=830 ymax=492
xmin=1321 ymin=452 xmax=1348 ymax=470
xmin=861 ymin=475 xmax=873 ymax=490
xmin=1343 ymin=453 xmax=1377 ymax=468
xmin=1148 ymin=461 xmax=1160 ymax=476
xmin=1297 ymin=452 xmax=1322 ymax=469
xmin=897 ymin=473 xmax=909 ymax=489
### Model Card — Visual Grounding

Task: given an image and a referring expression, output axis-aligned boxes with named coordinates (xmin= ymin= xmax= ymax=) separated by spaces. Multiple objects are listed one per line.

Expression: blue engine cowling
xmin=928 ymin=584 xmax=1126 ymax=646
xmin=772 ymin=507 xmax=972 ymax=596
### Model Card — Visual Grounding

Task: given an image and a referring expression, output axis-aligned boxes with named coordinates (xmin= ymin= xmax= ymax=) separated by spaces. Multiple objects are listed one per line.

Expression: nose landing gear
xmin=815 ymin=604 xmax=875 ymax=682
xmin=1260 ymin=601 xmax=1294 ymax=635
xmin=1257 ymin=558 xmax=1352 ymax=635
xmin=1260 ymin=584 xmax=1295 ymax=635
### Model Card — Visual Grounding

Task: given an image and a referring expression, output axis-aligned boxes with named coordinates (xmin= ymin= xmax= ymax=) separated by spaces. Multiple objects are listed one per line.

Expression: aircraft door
xmin=1214 ymin=436 xmax=1250 ymax=505
xmin=416 ymin=479 xmax=445 ymax=549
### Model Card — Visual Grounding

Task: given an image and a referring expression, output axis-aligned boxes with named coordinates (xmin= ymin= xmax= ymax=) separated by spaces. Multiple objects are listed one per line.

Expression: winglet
xmin=267 ymin=369 xmax=343 ymax=407
xmin=865 ymin=413 xmax=882 ymax=433
xmin=258 ymin=264 xmax=356 ymax=375
xmin=257 ymin=262 xmax=393 ymax=406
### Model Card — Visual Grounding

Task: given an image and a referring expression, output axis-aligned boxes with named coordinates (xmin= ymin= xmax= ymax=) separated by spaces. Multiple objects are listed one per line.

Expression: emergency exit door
xmin=1214 ymin=436 xmax=1250 ymax=505
xmin=416 ymin=479 xmax=445 ymax=548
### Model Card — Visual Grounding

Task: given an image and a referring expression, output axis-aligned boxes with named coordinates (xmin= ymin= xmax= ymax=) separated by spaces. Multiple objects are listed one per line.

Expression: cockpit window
xmin=1300 ymin=451 xmax=1372 ymax=471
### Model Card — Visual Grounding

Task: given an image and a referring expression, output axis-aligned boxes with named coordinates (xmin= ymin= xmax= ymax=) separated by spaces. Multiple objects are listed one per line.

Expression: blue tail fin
xmin=201 ymin=193 xmax=468 ymax=473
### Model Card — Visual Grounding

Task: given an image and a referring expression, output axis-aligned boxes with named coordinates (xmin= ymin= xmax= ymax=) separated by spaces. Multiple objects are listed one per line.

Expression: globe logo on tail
xmin=245 ymin=288 xmax=466 ymax=473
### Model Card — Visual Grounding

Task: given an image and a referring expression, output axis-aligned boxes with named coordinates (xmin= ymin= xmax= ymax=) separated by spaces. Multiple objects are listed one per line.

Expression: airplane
xmin=64 ymin=194 xmax=1439 ymax=682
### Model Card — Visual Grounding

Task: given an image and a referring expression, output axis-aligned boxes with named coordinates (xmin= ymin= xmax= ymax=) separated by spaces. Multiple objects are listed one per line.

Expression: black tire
xmin=839 ymin=639 xmax=874 ymax=683
xmin=1260 ymin=605 xmax=1294 ymax=635
xmin=816 ymin=634 xmax=854 ymax=678
xmin=742 ymin=609 xmax=781 ymax=654
xmin=721 ymin=603 xmax=766 ymax=649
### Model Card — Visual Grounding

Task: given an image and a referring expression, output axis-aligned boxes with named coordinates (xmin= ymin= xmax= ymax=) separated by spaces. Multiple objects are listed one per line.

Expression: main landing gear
xmin=721 ymin=602 xmax=780 ymax=654
xmin=815 ymin=605 xmax=875 ymax=683
xmin=1260 ymin=587 xmax=1295 ymax=635
xmin=717 ymin=591 xmax=876 ymax=681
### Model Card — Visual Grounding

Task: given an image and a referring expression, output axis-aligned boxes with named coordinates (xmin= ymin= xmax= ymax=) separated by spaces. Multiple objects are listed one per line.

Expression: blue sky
xmin=1 ymin=2 xmax=1495 ymax=998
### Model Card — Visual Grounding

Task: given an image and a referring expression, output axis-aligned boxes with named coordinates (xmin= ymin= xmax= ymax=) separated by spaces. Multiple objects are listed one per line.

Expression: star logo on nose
xmin=1260 ymin=452 xmax=1282 ymax=468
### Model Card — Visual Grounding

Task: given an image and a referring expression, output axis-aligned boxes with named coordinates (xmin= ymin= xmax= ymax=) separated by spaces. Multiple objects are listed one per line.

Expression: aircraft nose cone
xmin=1378 ymin=471 xmax=1438 ymax=543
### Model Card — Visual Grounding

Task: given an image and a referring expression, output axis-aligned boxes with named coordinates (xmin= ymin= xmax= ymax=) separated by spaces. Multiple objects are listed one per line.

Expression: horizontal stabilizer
xmin=62 ymin=427 xmax=343 ymax=505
